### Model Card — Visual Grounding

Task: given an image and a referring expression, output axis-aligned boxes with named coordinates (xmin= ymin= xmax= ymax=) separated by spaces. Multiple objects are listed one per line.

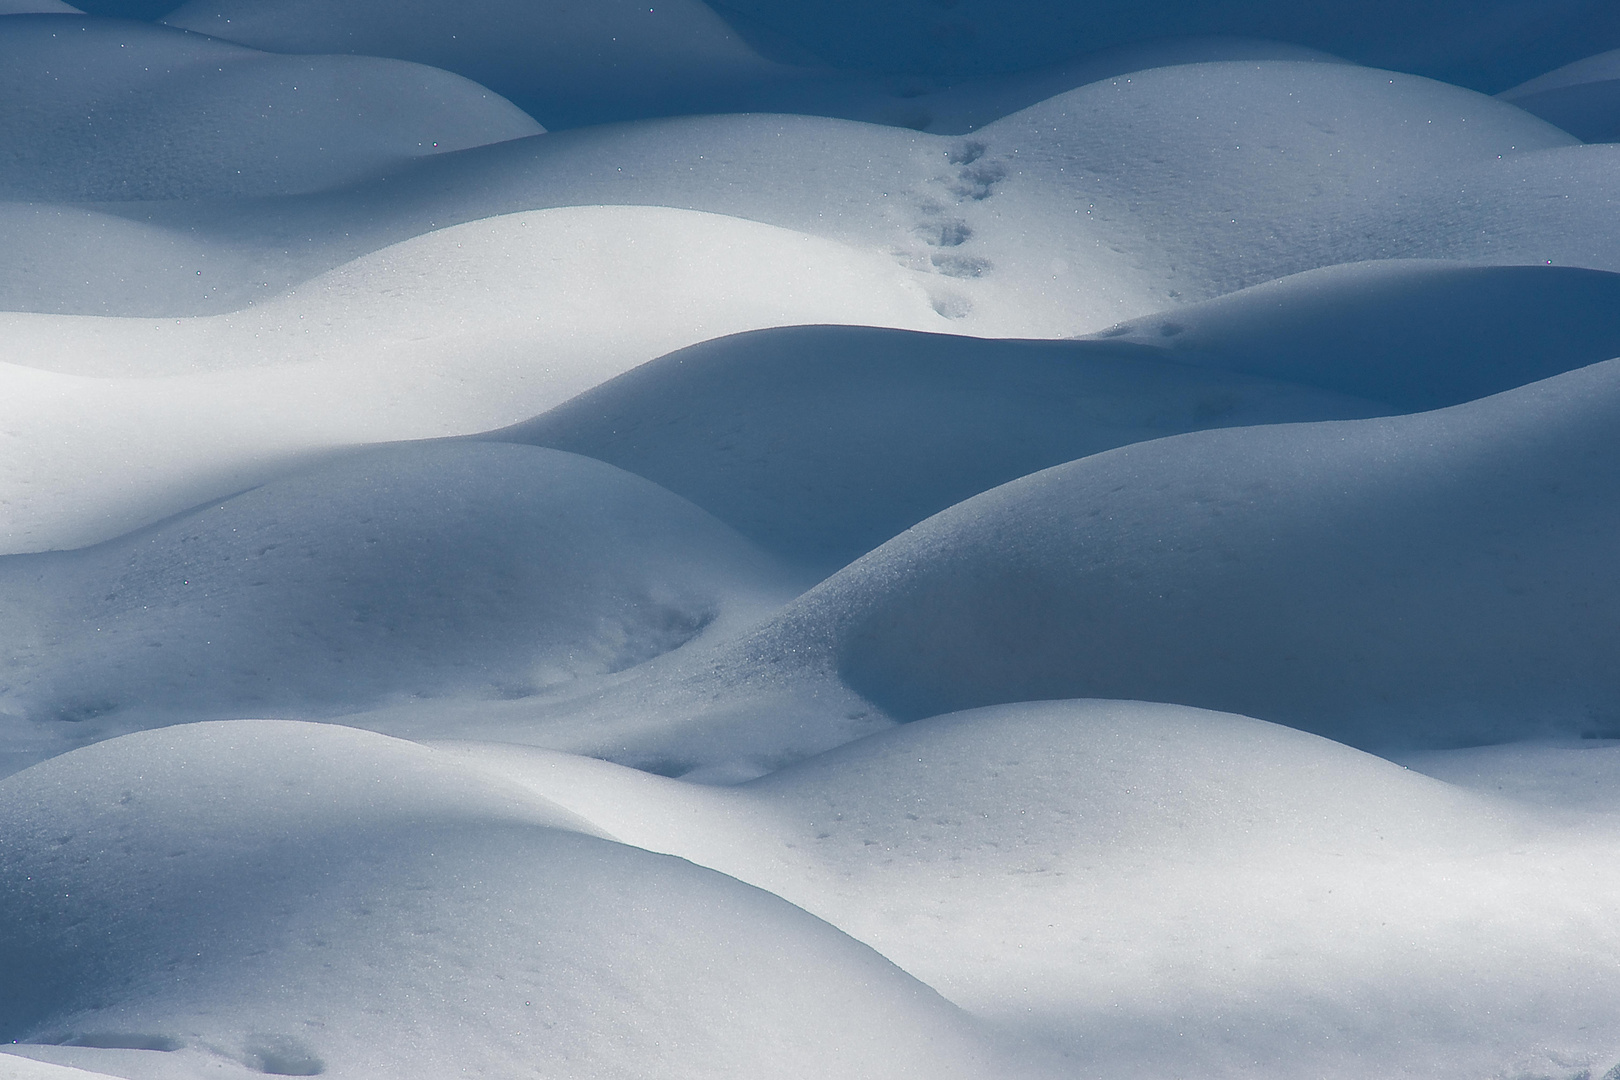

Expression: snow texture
xmin=6 ymin=4 xmax=1620 ymax=1079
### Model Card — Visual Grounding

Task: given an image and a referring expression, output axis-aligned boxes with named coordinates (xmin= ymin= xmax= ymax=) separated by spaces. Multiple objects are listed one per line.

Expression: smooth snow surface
xmin=495 ymin=323 xmax=1387 ymax=568
xmin=0 ymin=722 xmax=1016 ymax=1080
xmin=436 ymin=699 xmax=1620 ymax=1080
xmin=161 ymin=0 xmax=785 ymax=129
xmin=7 ymin=5 xmax=1620 ymax=1079
xmin=509 ymin=357 xmax=1620 ymax=772
xmin=0 ymin=205 xmax=948 ymax=554
xmin=709 ymin=0 xmax=1620 ymax=91
xmin=11 ymin=60 xmax=1619 ymax=324
xmin=0 ymin=16 xmax=540 ymax=201
xmin=1083 ymin=260 xmax=1620 ymax=409
xmin=1501 ymin=47 xmax=1620 ymax=141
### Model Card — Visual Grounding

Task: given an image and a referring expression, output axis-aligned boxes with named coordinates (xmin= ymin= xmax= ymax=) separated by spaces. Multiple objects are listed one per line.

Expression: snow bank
xmin=0 ymin=721 xmax=1014 ymax=1080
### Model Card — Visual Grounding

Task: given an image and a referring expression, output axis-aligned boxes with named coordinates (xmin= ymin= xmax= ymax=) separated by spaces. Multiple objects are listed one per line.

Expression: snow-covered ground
xmin=4 ymin=2 xmax=1620 ymax=1078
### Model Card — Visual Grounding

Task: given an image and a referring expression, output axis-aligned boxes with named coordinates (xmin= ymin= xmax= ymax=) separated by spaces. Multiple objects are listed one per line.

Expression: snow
xmin=450 ymin=355 xmax=1620 ymax=778
xmin=705 ymin=0 xmax=1620 ymax=91
xmin=495 ymin=323 xmax=1386 ymax=569
xmin=1082 ymin=260 xmax=1620 ymax=409
xmin=0 ymin=205 xmax=948 ymax=554
xmin=161 ymin=0 xmax=791 ymax=130
xmin=435 ymin=698 xmax=1620 ymax=1080
xmin=804 ymin=356 xmax=1620 ymax=750
xmin=1500 ymin=47 xmax=1620 ymax=141
xmin=6 ymin=4 xmax=1620 ymax=1079
xmin=0 ymin=443 xmax=800 ymax=752
xmin=0 ymin=722 xmax=1017 ymax=1080
xmin=0 ymin=16 xmax=540 ymax=201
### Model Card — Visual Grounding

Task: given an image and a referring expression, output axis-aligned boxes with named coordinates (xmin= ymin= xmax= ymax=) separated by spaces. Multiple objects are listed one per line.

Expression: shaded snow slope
xmin=161 ymin=0 xmax=784 ymax=129
xmin=710 ymin=0 xmax=1620 ymax=92
xmin=0 ymin=205 xmax=947 ymax=554
xmin=812 ymin=358 xmax=1620 ymax=749
xmin=493 ymin=324 xmax=1387 ymax=568
xmin=0 ymin=1058 xmax=120 ymax=1080
xmin=0 ymin=721 xmax=1019 ymax=1080
xmin=814 ymin=358 xmax=1620 ymax=749
xmin=22 ymin=259 xmax=1611 ymax=759
xmin=7 ymin=4 xmax=1620 ymax=1080
xmin=438 ymin=699 xmax=1620 ymax=1080
xmin=0 ymin=443 xmax=800 ymax=758
xmin=883 ymin=35 xmax=1350 ymax=134
xmin=159 ymin=0 xmax=1352 ymax=132
xmin=0 ymin=16 xmax=540 ymax=201
xmin=1083 ymin=260 xmax=1620 ymax=410
xmin=1397 ymin=739 xmax=1620 ymax=815
xmin=461 ymin=356 xmax=1620 ymax=777
xmin=1501 ymin=47 xmax=1620 ymax=141
xmin=494 ymin=261 xmax=1620 ymax=567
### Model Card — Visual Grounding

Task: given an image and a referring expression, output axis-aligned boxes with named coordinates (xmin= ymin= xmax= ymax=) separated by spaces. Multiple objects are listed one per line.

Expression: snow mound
xmin=0 ymin=721 xmax=1013 ymax=1080
xmin=161 ymin=0 xmax=783 ymax=129
xmin=494 ymin=324 xmax=1385 ymax=568
xmin=498 ymin=261 xmax=1620 ymax=566
xmin=0 ymin=15 xmax=540 ymax=201
xmin=0 ymin=445 xmax=803 ymax=777
xmin=0 ymin=205 xmax=948 ymax=555
xmin=0 ymin=442 xmax=798 ymax=749
xmin=897 ymin=34 xmax=1352 ymax=134
xmin=156 ymin=0 xmax=1355 ymax=133
xmin=642 ymin=357 xmax=1620 ymax=756
xmin=1501 ymin=48 xmax=1620 ymax=141
xmin=439 ymin=698 xmax=1620 ymax=1080
xmin=967 ymin=60 xmax=1583 ymax=306
xmin=1084 ymin=260 xmax=1620 ymax=409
